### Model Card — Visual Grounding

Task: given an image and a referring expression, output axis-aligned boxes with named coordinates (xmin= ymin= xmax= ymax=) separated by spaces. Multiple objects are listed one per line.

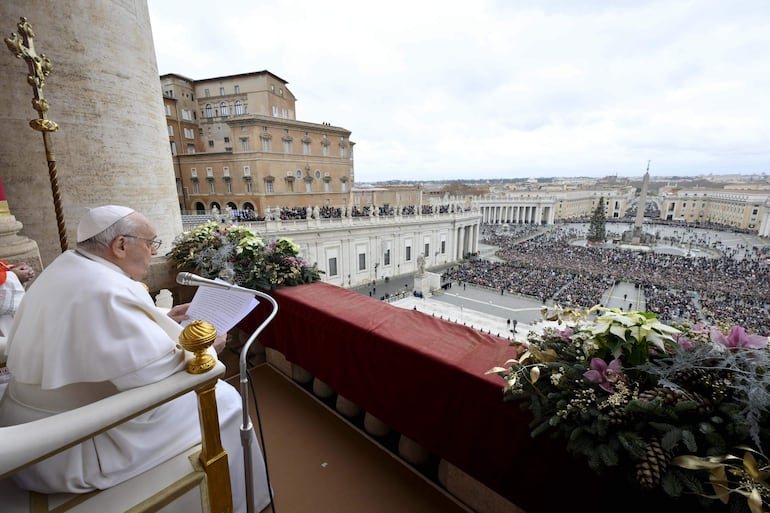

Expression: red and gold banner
xmin=0 ymin=176 xmax=9 ymax=216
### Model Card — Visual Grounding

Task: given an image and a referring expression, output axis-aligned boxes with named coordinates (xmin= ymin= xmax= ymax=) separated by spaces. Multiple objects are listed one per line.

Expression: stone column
xmin=1 ymin=1 xmax=182 ymax=265
xmin=0 ymin=177 xmax=42 ymax=272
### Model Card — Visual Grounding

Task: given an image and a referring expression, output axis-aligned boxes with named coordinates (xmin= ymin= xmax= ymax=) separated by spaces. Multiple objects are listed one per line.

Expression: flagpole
xmin=5 ymin=16 xmax=68 ymax=252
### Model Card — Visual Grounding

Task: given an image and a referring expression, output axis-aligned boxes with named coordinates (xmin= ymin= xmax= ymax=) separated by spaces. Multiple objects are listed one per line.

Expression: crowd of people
xmin=264 ymin=203 xmax=468 ymax=221
xmin=445 ymin=223 xmax=770 ymax=335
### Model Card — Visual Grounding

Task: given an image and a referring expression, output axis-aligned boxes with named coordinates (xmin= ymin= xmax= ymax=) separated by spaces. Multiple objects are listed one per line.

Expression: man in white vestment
xmin=0 ymin=205 xmax=271 ymax=513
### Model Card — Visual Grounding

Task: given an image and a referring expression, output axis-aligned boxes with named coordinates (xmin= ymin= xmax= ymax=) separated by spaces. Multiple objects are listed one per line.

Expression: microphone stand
xmin=176 ymin=272 xmax=278 ymax=511
xmin=238 ymin=289 xmax=278 ymax=513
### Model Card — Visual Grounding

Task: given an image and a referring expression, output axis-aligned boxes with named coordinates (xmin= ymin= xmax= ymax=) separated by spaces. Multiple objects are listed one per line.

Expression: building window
xmin=283 ymin=140 xmax=291 ymax=153
xmin=358 ymin=253 xmax=366 ymax=271
xmin=384 ymin=249 xmax=391 ymax=266
xmin=441 ymin=239 xmax=446 ymax=254
xmin=322 ymin=144 xmax=329 ymax=157
xmin=225 ymin=181 xmax=232 ymax=193
xmin=261 ymin=137 xmax=271 ymax=152
xmin=405 ymin=245 xmax=411 ymax=262
xmin=186 ymin=144 xmax=195 ymax=153
xmin=182 ymin=109 xmax=193 ymax=121
xmin=205 ymin=104 xmax=213 ymax=118
xmin=305 ymin=181 xmax=312 ymax=193
xmin=287 ymin=180 xmax=294 ymax=193
xmin=235 ymin=100 xmax=243 ymax=115
xmin=328 ymin=257 xmax=338 ymax=277
xmin=224 ymin=136 xmax=230 ymax=143
xmin=324 ymin=181 xmax=330 ymax=192
xmin=170 ymin=141 xmax=176 ymax=155
xmin=272 ymin=105 xmax=279 ymax=117
xmin=208 ymin=140 xmax=214 ymax=147
xmin=340 ymin=146 xmax=346 ymax=158
xmin=341 ymin=181 xmax=347 ymax=192
xmin=184 ymin=128 xmax=195 ymax=139
xmin=266 ymin=181 xmax=273 ymax=193
xmin=303 ymin=141 xmax=310 ymax=155
xmin=209 ymin=181 xmax=215 ymax=193
xmin=220 ymin=102 xmax=228 ymax=116
xmin=204 ymin=88 xmax=210 ymax=97
xmin=240 ymin=137 xmax=249 ymax=151
xmin=223 ymin=166 xmax=230 ymax=177
xmin=192 ymin=181 xmax=200 ymax=194
xmin=167 ymin=125 xmax=173 ymax=136
xmin=245 ymin=180 xmax=252 ymax=193
xmin=164 ymin=104 xmax=171 ymax=116
xmin=234 ymin=85 xmax=240 ymax=94
xmin=243 ymin=166 xmax=251 ymax=177
xmin=219 ymin=87 xmax=225 ymax=96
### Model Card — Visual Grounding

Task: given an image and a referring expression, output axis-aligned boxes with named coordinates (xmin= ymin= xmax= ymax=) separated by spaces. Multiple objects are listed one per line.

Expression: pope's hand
xmin=167 ymin=303 xmax=190 ymax=324
xmin=212 ymin=334 xmax=227 ymax=354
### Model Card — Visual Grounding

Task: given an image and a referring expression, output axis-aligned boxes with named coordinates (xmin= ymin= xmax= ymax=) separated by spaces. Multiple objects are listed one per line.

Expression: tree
xmin=587 ymin=197 xmax=606 ymax=244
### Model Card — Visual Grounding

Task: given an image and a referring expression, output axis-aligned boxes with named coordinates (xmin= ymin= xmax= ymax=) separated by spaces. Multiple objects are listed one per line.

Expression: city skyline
xmin=148 ymin=0 xmax=770 ymax=183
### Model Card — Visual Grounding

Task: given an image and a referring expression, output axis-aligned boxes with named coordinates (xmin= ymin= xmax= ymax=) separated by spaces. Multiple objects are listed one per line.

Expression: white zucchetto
xmin=76 ymin=205 xmax=135 ymax=242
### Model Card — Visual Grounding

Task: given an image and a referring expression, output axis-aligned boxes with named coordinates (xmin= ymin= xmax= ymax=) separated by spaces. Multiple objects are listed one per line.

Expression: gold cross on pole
xmin=5 ymin=16 xmax=68 ymax=252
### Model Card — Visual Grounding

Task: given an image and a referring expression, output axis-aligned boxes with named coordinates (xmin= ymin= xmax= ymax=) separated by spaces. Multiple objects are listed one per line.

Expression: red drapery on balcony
xmin=242 ymin=282 xmax=687 ymax=513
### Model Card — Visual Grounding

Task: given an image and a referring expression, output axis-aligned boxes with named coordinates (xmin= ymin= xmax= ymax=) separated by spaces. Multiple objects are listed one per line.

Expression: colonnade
xmin=478 ymin=204 xmax=553 ymax=225
xmin=456 ymin=223 xmax=478 ymax=258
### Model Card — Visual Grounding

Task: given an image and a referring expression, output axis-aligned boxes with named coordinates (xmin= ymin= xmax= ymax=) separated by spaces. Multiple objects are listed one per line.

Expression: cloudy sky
xmin=148 ymin=0 xmax=770 ymax=183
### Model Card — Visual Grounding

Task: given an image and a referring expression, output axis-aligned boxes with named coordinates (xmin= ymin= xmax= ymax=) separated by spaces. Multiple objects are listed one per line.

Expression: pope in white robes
xmin=0 ymin=205 xmax=271 ymax=513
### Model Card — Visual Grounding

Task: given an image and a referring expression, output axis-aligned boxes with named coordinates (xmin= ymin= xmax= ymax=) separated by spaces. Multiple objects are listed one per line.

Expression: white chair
xmin=0 ymin=355 xmax=232 ymax=513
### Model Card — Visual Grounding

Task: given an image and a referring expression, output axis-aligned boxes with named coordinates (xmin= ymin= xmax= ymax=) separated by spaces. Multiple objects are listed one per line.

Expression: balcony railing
xmin=148 ymin=259 xmax=700 ymax=513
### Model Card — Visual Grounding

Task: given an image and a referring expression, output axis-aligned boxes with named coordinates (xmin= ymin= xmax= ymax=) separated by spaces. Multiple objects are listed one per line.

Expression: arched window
xmin=220 ymin=101 xmax=228 ymax=116
xmin=205 ymin=104 xmax=213 ymax=118
xmin=234 ymin=100 xmax=243 ymax=115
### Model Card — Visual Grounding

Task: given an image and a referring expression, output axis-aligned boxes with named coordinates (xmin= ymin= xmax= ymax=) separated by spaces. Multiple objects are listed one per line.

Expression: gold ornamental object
xmin=5 ymin=16 xmax=68 ymax=252
xmin=179 ymin=320 xmax=218 ymax=374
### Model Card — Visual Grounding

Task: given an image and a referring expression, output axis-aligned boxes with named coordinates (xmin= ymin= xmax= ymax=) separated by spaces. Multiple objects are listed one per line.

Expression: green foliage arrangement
xmin=168 ymin=221 xmax=322 ymax=290
xmin=488 ymin=305 xmax=770 ymax=512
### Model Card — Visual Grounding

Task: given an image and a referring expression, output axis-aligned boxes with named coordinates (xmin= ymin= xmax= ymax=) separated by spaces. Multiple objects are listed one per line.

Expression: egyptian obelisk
xmin=632 ymin=165 xmax=650 ymax=245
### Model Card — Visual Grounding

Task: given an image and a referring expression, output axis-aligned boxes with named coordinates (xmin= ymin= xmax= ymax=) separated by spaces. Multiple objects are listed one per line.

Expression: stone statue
xmin=417 ymin=253 xmax=426 ymax=276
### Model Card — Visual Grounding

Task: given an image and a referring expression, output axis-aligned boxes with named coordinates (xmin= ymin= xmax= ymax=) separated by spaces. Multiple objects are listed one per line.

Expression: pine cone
xmin=671 ymin=367 xmax=711 ymax=387
xmin=636 ymin=438 xmax=672 ymax=489
xmin=638 ymin=387 xmax=712 ymax=415
xmin=672 ymin=367 xmax=731 ymax=402
xmin=638 ymin=387 xmax=681 ymax=405
xmin=604 ymin=405 xmax=629 ymax=426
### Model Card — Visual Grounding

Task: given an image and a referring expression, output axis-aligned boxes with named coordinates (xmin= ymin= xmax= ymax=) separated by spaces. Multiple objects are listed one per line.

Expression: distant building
xmin=474 ymin=187 xmax=635 ymax=224
xmin=659 ymin=186 xmax=767 ymax=231
xmin=161 ymin=71 xmax=355 ymax=217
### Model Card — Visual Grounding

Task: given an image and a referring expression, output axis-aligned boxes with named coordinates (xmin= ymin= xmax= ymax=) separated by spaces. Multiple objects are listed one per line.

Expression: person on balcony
xmin=0 ymin=259 xmax=34 ymax=337
xmin=0 ymin=205 xmax=271 ymax=513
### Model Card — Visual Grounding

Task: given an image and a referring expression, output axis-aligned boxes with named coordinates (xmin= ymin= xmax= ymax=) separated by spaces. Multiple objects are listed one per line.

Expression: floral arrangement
xmin=168 ymin=221 xmax=322 ymax=290
xmin=488 ymin=306 xmax=770 ymax=512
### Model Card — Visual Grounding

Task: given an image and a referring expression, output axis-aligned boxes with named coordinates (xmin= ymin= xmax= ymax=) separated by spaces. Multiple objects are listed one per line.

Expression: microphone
xmin=175 ymin=271 xmax=256 ymax=294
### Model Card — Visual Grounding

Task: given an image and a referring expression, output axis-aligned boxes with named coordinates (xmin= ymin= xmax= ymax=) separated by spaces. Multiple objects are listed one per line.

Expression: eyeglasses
xmin=122 ymin=235 xmax=162 ymax=250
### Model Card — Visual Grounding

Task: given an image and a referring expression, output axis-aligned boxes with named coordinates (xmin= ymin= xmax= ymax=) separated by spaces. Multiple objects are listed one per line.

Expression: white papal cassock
xmin=0 ymin=249 xmax=271 ymax=513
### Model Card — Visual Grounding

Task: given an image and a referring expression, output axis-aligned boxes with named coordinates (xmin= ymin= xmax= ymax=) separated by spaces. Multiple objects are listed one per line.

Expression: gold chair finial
xmin=179 ymin=320 xmax=218 ymax=374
